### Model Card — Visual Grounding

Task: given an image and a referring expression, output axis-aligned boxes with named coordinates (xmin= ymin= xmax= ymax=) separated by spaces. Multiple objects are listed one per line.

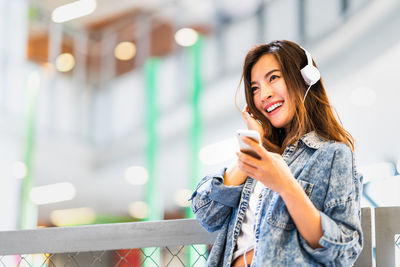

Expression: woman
xmin=190 ymin=40 xmax=363 ymax=266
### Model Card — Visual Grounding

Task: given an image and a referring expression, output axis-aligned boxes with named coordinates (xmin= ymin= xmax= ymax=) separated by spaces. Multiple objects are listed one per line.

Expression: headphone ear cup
xmin=300 ymin=65 xmax=321 ymax=86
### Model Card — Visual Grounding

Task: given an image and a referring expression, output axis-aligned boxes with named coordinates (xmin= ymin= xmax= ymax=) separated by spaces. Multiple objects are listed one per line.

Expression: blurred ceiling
xmin=27 ymin=0 xmax=212 ymax=81
xmin=31 ymin=0 xmax=175 ymax=26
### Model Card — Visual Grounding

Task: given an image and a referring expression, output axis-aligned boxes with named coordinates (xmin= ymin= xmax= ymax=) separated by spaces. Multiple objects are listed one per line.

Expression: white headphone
xmin=300 ymin=47 xmax=320 ymax=86
xmin=300 ymin=47 xmax=320 ymax=101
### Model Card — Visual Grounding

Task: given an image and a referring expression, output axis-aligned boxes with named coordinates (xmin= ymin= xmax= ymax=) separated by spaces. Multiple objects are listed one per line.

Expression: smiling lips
xmin=264 ymin=101 xmax=284 ymax=114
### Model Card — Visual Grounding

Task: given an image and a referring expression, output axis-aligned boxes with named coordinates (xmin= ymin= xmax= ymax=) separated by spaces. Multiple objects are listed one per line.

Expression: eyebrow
xmin=251 ymin=69 xmax=280 ymax=85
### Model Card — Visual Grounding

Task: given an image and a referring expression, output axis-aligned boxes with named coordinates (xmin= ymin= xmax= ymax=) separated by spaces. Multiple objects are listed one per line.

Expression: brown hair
xmin=240 ymin=40 xmax=354 ymax=154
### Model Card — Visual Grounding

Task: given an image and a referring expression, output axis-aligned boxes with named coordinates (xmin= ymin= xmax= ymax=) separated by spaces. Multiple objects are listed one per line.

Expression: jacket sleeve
xmin=299 ymin=143 xmax=363 ymax=266
xmin=189 ymin=167 xmax=244 ymax=233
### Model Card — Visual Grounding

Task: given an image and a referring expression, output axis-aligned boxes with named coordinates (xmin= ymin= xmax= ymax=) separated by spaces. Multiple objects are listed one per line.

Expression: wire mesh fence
xmin=0 ymin=245 xmax=209 ymax=267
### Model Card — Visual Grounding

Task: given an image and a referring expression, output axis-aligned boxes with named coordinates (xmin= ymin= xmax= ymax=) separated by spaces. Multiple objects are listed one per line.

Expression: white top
xmin=232 ymin=180 xmax=265 ymax=261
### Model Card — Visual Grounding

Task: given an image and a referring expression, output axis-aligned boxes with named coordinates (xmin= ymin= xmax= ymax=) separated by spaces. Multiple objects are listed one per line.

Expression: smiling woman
xmin=190 ymin=40 xmax=363 ymax=266
xmin=242 ymin=41 xmax=355 ymax=155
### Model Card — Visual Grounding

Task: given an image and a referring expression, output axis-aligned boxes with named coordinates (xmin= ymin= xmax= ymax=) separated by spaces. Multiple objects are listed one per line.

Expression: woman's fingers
xmin=237 ymin=156 xmax=258 ymax=178
xmin=241 ymin=104 xmax=255 ymax=120
xmin=236 ymin=151 xmax=259 ymax=167
xmin=242 ymin=104 xmax=249 ymax=113
xmin=242 ymin=112 xmax=263 ymax=133
xmin=241 ymin=109 xmax=253 ymax=121
xmin=241 ymin=105 xmax=264 ymax=135
xmin=242 ymin=137 xmax=269 ymax=158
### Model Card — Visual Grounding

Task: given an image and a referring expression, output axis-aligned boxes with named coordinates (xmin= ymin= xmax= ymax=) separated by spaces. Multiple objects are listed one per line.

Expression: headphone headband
xmin=301 ymin=47 xmax=313 ymax=67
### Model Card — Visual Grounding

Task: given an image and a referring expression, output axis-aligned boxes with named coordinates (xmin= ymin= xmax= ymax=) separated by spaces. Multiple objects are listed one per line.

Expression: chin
xmin=271 ymin=121 xmax=289 ymax=129
xmin=272 ymin=124 xmax=284 ymax=129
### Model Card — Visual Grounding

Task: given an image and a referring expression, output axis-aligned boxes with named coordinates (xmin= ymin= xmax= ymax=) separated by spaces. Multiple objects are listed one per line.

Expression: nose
xmin=260 ymin=84 xmax=273 ymax=102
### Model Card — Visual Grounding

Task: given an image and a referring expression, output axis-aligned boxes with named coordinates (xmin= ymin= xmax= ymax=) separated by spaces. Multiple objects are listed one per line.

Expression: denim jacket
xmin=190 ymin=132 xmax=363 ymax=266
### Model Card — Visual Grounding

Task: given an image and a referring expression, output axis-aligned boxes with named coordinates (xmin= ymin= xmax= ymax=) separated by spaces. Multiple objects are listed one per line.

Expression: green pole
xmin=186 ymin=35 xmax=204 ymax=218
xmin=19 ymin=72 xmax=40 ymax=229
xmin=185 ymin=36 xmax=207 ymax=266
xmin=143 ymin=57 xmax=162 ymax=266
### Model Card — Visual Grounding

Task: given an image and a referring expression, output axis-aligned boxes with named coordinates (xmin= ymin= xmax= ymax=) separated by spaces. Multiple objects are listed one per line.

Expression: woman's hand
xmin=237 ymin=137 xmax=324 ymax=249
xmin=236 ymin=136 xmax=295 ymax=193
xmin=241 ymin=105 xmax=264 ymax=136
xmin=224 ymin=104 xmax=265 ymax=186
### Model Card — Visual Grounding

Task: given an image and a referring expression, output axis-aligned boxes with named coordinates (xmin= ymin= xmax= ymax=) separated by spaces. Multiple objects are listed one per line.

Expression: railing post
xmin=354 ymin=207 xmax=374 ymax=267
xmin=375 ymin=206 xmax=400 ymax=267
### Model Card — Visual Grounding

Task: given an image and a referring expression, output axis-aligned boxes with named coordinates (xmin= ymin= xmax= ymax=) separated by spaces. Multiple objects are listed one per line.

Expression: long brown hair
xmin=241 ymin=40 xmax=354 ymax=154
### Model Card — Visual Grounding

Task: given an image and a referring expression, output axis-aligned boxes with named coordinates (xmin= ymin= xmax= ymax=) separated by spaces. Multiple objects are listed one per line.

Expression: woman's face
xmin=250 ymin=54 xmax=295 ymax=131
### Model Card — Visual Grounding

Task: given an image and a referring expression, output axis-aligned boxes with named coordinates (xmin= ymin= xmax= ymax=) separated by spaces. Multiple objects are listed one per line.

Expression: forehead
xmin=251 ymin=54 xmax=280 ymax=78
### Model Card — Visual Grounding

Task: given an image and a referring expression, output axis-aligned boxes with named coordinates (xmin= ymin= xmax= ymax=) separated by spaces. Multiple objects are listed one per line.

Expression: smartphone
xmin=236 ymin=129 xmax=262 ymax=159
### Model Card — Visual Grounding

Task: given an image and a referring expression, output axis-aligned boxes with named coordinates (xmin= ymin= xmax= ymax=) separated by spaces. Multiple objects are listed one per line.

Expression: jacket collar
xmin=299 ymin=131 xmax=327 ymax=149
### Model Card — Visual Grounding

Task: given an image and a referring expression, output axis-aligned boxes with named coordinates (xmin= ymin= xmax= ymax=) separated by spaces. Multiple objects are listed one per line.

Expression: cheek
xmin=253 ymin=95 xmax=262 ymax=109
xmin=277 ymin=81 xmax=290 ymax=98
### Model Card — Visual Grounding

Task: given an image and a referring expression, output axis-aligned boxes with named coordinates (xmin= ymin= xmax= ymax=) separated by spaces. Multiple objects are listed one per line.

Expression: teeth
xmin=267 ymin=102 xmax=282 ymax=113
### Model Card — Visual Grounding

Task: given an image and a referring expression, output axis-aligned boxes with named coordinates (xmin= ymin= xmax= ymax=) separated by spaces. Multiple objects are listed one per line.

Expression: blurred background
xmin=0 ymin=0 xmax=400 ymax=230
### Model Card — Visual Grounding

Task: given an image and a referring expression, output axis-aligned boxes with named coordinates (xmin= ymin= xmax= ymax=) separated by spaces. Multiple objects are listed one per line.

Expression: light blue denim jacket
xmin=190 ymin=132 xmax=363 ymax=266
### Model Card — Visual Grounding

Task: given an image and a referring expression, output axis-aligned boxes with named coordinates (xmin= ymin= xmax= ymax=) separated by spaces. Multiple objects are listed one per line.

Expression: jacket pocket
xmin=266 ymin=180 xmax=314 ymax=230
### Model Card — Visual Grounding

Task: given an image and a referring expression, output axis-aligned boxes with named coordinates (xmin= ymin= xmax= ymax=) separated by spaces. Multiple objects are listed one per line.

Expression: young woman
xmin=190 ymin=40 xmax=363 ymax=266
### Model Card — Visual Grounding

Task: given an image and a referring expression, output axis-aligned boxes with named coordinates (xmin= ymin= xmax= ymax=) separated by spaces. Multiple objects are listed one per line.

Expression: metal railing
xmin=0 ymin=219 xmax=216 ymax=267
xmin=1 ymin=207 xmax=400 ymax=266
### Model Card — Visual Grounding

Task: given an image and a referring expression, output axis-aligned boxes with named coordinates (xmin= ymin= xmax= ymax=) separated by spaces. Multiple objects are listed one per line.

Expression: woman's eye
xmin=251 ymin=87 xmax=259 ymax=93
xmin=270 ymin=75 xmax=279 ymax=82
